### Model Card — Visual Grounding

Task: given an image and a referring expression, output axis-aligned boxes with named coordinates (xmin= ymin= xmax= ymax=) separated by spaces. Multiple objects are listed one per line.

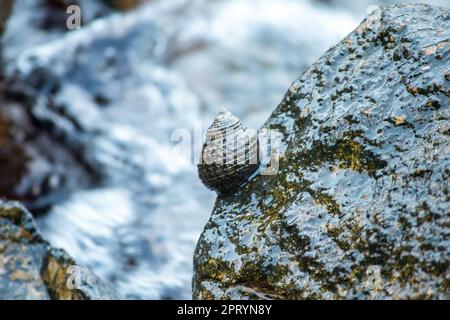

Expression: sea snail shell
xmin=198 ymin=108 xmax=260 ymax=195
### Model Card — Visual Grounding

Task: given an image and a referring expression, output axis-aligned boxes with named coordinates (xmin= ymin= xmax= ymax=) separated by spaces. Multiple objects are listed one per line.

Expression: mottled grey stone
xmin=0 ymin=200 xmax=119 ymax=299
xmin=193 ymin=4 xmax=450 ymax=300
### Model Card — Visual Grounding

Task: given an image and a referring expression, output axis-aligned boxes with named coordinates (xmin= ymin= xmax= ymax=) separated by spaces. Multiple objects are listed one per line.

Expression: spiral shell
xmin=198 ymin=109 xmax=260 ymax=195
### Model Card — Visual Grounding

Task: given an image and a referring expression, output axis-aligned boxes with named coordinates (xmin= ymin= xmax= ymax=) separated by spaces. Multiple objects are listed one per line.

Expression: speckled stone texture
xmin=193 ymin=4 xmax=450 ymax=299
xmin=0 ymin=200 xmax=118 ymax=299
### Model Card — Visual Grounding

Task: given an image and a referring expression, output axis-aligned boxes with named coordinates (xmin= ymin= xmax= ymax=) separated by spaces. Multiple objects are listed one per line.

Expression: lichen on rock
xmin=0 ymin=200 xmax=118 ymax=299
xmin=193 ymin=4 xmax=450 ymax=300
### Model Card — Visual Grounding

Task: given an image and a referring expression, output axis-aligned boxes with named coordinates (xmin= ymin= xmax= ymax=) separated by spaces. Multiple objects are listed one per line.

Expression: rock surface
xmin=193 ymin=4 xmax=450 ymax=299
xmin=0 ymin=200 xmax=119 ymax=299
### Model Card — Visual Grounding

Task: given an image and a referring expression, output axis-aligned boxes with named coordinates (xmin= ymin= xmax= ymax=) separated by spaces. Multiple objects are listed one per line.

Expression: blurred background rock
xmin=0 ymin=0 xmax=448 ymax=299
xmin=0 ymin=0 xmax=15 ymax=35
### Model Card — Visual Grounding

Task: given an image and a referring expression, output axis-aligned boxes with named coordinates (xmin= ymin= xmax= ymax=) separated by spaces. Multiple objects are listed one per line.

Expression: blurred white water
xmin=3 ymin=0 xmax=446 ymax=299
xmin=167 ymin=0 xmax=359 ymax=128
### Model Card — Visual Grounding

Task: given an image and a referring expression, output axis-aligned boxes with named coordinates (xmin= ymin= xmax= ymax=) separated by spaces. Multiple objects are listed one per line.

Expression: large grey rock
xmin=0 ymin=200 xmax=119 ymax=299
xmin=193 ymin=4 xmax=450 ymax=300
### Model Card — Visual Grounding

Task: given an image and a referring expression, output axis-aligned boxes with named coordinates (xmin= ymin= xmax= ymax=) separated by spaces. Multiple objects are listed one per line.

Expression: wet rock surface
xmin=0 ymin=200 xmax=118 ymax=299
xmin=193 ymin=4 xmax=450 ymax=299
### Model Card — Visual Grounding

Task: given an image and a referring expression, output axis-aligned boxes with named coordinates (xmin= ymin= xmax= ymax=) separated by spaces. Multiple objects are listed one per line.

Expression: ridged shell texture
xmin=198 ymin=109 xmax=260 ymax=194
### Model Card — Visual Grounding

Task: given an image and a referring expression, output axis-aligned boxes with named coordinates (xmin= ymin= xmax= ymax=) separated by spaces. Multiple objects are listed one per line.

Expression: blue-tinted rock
xmin=0 ymin=200 xmax=119 ymax=299
xmin=193 ymin=4 xmax=450 ymax=300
